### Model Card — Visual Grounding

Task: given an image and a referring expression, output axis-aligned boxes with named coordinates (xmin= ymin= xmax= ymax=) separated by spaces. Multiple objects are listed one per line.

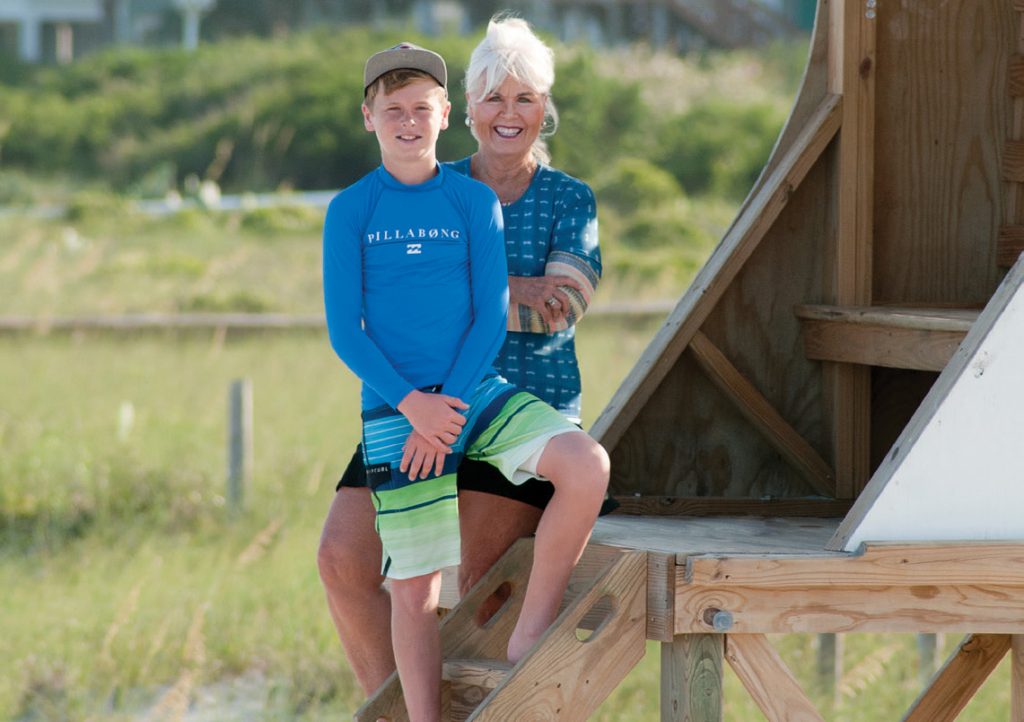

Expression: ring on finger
xmin=546 ymin=297 xmax=559 ymax=307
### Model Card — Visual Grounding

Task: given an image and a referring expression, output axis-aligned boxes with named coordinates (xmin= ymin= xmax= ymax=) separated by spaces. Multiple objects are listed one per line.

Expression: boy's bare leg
xmin=458 ymin=491 xmax=543 ymax=622
xmin=317 ymin=487 xmax=396 ymax=695
xmin=390 ymin=571 xmax=444 ymax=722
xmin=507 ymin=432 xmax=609 ymax=663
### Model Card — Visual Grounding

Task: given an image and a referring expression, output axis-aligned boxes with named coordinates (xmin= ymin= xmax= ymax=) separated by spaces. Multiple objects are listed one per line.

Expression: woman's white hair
xmin=465 ymin=15 xmax=560 ymax=164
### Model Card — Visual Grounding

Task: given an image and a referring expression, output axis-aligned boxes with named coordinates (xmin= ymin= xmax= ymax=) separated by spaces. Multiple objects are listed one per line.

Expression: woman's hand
xmin=400 ymin=430 xmax=447 ymax=480
xmin=396 ymin=389 xmax=468 ymax=454
xmin=509 ymin=275 xmax=582 ymax=327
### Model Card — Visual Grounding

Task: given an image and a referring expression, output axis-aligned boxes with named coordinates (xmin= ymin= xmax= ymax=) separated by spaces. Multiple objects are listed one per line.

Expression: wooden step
xmin=354 ymin=540 xmax=648 ymax=722
xmin=442 ymin=658 xmax=512 ymax=690
xmin=794 ymin=304 xmax=980 ymax=371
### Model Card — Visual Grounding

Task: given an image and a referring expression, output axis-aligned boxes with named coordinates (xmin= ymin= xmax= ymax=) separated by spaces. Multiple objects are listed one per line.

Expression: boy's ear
xmin=361 ymin=103 xmax=375 ymax=132
xmin=439 ymin=99 xmax=452 ymax=131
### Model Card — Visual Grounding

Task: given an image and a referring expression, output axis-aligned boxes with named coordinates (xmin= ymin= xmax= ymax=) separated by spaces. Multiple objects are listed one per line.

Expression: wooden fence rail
xmin=0 ymin=302 xmax=677 ymax=334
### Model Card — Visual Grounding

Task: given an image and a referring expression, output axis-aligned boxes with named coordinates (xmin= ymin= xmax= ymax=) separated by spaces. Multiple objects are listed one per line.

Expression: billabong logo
xmin=367 ymin=227 xmax=461 ymax=243
xmin=406 ymin=243 xmax=422 ymax=255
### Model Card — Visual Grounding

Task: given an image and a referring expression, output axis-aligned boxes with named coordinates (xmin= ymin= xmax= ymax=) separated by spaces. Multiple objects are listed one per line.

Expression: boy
xmin=322 ymin=43 xmax=609 ymax=721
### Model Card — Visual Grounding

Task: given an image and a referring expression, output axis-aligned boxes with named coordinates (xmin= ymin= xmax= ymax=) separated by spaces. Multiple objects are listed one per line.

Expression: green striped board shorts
xmin=362 ymin=375 xmax=577 ymax=580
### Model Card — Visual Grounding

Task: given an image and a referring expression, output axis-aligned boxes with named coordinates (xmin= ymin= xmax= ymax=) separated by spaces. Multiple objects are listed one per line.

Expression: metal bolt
xmin=702 ymin=607 xmax=734 ymax=632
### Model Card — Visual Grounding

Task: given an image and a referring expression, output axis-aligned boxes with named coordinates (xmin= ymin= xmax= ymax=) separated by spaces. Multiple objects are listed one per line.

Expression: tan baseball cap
xmin=363 ymin=42 xmax=447 ymax=95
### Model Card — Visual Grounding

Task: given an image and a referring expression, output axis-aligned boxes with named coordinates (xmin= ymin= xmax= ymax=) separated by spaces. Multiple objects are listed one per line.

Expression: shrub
xmin=658 ymin=99 xmax=785 ymax=200
xmin=594 ymin=158 xmax=684 ymax=214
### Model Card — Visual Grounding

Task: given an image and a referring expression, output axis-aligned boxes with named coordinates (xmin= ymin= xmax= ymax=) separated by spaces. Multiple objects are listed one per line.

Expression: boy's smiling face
xmin=363 ymin=79 xmax=451 ymax=171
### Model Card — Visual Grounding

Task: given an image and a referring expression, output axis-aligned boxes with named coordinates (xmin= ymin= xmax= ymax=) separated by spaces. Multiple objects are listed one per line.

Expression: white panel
xmin=0 ymin=1 xmax=103 ymax=22
xmin=839 ymin=262 xmax=1024 ymax=550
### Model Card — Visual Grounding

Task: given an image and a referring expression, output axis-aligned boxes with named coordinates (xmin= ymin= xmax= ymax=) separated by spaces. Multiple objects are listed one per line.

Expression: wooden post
xmin=228 ymin=378 xmax=253 ymax=512
xmin=918 ymin=633 xmax=939 ymax=687
xmin=816 ymin=633 xmax=843 ymax=706
xmin=661 ymin=634 xmax=724 ymax=722
xmin=1013 ymin=636 xmax=1024 ymax=722
xmin=827 ymin=0 xmax=876 ymax=498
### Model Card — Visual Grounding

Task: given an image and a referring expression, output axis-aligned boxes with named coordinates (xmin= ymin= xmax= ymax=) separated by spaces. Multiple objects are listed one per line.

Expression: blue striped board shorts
xmin=362 ymin=375 xmax=578 ymax=580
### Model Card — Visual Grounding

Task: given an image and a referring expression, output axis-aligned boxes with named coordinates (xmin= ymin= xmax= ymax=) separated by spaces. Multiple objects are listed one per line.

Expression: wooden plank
xmin=724 ymin=634 xmax=823 ymax=722
xmin=827 ymin=0 xmax=875 ymax=499
xmin=611 ymin=496 xmax=851 ymax=518
xmin=903 ymin=634 xmax=1011 ymax=722
xmin=794 ymin=305 xmax=979 ymax=331
xmin=590 ymin=93 xmax=842 ymax=453
xmin=647 ymin=552 xmax=676 ymax=643
xmin=675 ymin=584 xmax=1024 ymax=635
xmin=590 ymin=516 xmax=842 ymax=559
xmin=661 ymin=635 xmax=723 ymax=722
xmin=999 ymin=225 xmax=1024 ymax=268
xmin=1013 ymin=635 xmax=1024 ymax=722
xmin=797 ymin=318 xmax=968 ymax=371
xmin=685 ymin=542 xmax=1024 ymax=588
xmin=873 ymin=1 xmax=1008 ymax=304
xmin=687 ymin=331 xmax=835 ymax=496
xmin=442 ymin=659 xmax=512 ymax=689
xmin=1010 ymin=55 xmax=1024 ymax=97
xmin=1006 ymin=140 xmax=1024 ymax=183
xmin=829 ymin=259 xmax=1024 ymax=551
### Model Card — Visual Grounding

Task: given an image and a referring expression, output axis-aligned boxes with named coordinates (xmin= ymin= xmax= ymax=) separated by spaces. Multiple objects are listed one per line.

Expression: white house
xmin=0 ymin=0 xmax=103 ymax=62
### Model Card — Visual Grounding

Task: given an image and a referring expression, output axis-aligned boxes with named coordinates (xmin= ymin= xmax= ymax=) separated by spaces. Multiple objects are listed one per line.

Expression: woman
xmin=316 ymin=16 xmax=604 ymax=698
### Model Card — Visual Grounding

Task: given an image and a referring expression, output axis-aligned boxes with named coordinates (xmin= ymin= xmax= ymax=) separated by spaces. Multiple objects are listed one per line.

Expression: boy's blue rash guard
xmin=322 ymin=164 xmax=509 ymax=411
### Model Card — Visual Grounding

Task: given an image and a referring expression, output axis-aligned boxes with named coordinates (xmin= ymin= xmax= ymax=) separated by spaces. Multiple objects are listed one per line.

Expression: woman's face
xmin=467 ymin=76 xmax=546 ymax=163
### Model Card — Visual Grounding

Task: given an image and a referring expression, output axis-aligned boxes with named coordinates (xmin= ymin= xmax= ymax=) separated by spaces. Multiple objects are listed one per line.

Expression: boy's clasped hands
xmin=396 ymin=389 xmax=469 ymax=480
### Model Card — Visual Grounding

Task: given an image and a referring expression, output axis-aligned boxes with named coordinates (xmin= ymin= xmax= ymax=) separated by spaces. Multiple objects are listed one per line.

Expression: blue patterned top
xmin=447 ymin=158 xmax=601 ymax=424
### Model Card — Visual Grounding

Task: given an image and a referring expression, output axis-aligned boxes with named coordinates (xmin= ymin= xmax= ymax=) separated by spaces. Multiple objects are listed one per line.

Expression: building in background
xmin=0 ymin=0 xmax=812 ymax=64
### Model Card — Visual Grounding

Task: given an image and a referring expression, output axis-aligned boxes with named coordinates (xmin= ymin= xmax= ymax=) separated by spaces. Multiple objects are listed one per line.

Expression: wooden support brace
xmin=724 ymin=634 xmax=824 ymax=722
xmin=903 ymin=634 xmax=1011 ymax=722
xmin=591 ymin=93 xmax=842 ymax=452
xmin=661 ymin=635 xmax=724 ymax=722
xmin=794 ymin=305 xmax=977 ymax=372
xmin=687 ymin=330 xmax=835 ymax=496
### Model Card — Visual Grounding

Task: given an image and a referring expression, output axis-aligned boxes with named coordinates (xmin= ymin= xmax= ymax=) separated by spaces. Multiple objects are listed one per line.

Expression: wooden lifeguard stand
xmin=357 ymin=1 xmax=1024 ymax=719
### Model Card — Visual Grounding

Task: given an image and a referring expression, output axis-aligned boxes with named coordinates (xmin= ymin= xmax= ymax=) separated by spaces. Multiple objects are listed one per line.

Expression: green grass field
xmin=2 ymin=327 xmax=1014 ymax=721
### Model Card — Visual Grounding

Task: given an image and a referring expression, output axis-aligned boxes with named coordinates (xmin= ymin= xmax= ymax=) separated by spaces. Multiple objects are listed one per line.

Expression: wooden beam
xmin=1013 ymin=636 xmax=1024 ymax=722
xmin=1005 ymin=140 xmax=1024 ymax=183
xmin=647 ymin=552 xmax=676 ymax=643
xmin=999 ymin=225 xmax=1024 ymax=268
xmin=685 ymin=542 xmax=1024 ymax=588
xmin=590 ymin=93 xmax=842 ymax=453
xmin=1010 ymin=55 xmax=1024 ymax=97
xmin=611 ymin=496 xmax=851 ymax=518
xmin=795 ymin=305 xmax=979 ymax=332
xmin=675 ymin=584 xmax=1024 ymax=635
xmin=687 ymin=331 xmax=835 ymax=496
xmin=827 ymin=0 xmax=876 ymax=498
xmin=661 ymin=635 xmax=723 ymax=722
xmin=903 ymin=634 xmax=1011 ymax=722
xmin=794 ymin=305 xmax=977 ymax=372
xmin=724 ymin=634 xmax=823 ymax=722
